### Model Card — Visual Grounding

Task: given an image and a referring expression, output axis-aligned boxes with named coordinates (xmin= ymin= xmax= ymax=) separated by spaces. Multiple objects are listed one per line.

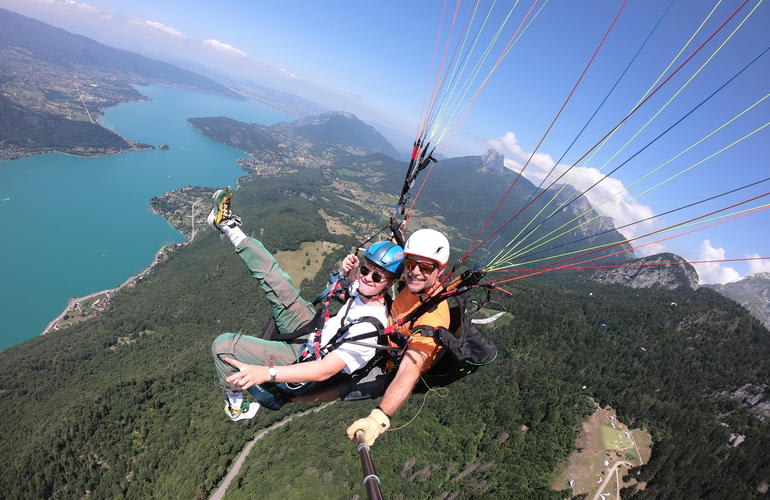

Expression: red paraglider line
xmin=460 ymin=0 xmax=753 ymax=265
xmin=487 ymin=256 xmax=770 ymax=274
xmin=460 ymin=0 xmax=629 ymax=263
xmin=490 ymin=204 xmax=770 ymax=285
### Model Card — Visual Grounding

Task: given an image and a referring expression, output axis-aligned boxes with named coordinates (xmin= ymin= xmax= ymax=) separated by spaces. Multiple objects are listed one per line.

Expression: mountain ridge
xmin=704 ymin=272 xmax=770 ymax=328
xmin=0 ymin=7 xmax=237 ymax=160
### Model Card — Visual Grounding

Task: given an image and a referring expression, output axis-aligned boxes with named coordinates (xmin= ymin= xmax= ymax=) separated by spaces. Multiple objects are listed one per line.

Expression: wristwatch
xmin=268 ymin=366 xmax=277 ymax=383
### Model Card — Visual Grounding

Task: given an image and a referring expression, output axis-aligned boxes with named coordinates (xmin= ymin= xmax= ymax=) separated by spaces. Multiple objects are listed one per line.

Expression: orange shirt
xmin=389 ymin=287 xmax=450 ymax=372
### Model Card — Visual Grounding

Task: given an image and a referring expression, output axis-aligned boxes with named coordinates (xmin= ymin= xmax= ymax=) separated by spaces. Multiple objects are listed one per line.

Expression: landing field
xmin=601 ymin=425 xmax=641 ymax=464
xmin=552 ymin=404 xmax=652 ymax=497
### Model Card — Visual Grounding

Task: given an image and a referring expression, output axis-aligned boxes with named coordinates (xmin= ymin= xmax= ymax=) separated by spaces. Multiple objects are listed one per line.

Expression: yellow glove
xmin=346 ymin=408 xmax=390 ymax=446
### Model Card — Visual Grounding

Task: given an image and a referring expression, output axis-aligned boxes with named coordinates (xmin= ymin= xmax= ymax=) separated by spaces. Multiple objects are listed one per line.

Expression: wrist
xmin=370 ymin=407 xmax=391 ymax=430
xmin=375 ymin=405 xmax=391 ymax=418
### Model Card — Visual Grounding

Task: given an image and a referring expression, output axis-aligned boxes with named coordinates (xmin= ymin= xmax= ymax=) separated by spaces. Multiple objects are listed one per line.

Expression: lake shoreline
xmin=1 ymin=83 xmax=293 ymax=349
xmin=39 ymin=177 xmax=251 ymax=337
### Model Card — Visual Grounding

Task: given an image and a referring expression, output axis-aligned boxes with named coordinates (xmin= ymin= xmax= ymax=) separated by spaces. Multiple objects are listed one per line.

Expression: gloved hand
xmin=346 ymin=408 xmax=390 ymax=446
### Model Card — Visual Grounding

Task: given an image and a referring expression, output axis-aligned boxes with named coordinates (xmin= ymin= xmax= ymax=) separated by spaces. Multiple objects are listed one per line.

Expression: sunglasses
xmin=359 ymin=265 xmax=390 ymax=283
xmin=404 ymin=259 xmax=437 ymax=274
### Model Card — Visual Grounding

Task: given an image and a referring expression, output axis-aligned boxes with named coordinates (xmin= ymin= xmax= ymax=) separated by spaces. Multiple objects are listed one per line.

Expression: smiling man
xmin=347 ymin=228 xmax=451 ymax=445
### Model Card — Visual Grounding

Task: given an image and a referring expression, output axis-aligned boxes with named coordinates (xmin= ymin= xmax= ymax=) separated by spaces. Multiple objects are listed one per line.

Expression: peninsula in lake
xmin=0 ymin=8 xmax=236 ymax=161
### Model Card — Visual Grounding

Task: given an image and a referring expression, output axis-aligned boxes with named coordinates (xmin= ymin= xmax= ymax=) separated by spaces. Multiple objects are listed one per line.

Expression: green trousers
xmin=211 ymin=237 xmax=316 ymax=391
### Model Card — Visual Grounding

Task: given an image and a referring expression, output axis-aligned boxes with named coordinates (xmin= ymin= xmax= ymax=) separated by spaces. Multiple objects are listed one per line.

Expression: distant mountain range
xmin=0 ymin=8 xmax=237 ymax=160
xmin=0 ymin=8 xmax=236 ymax=97
xmin=705 ymin=273 xmax=770 ymax=328
xmin=188 ymin=110 xmax=401 ymax=166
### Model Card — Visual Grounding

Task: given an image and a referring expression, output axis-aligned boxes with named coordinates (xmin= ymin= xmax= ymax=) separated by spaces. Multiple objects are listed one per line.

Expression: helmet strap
xmin=358 ymin=289 xmax=384 ymax=300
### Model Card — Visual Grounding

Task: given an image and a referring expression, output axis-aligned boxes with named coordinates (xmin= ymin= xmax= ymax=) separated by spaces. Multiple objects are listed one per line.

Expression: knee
xmin=212 ymin=332 xmax=238 ymax=357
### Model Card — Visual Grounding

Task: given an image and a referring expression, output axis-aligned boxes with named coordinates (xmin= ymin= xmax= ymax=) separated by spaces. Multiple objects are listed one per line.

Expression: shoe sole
xmin=208 ymin=187 xmax=231 ymax=229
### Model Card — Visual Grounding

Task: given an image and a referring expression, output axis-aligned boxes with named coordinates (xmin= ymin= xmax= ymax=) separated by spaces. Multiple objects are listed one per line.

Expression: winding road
xmin=209 ymin=402 xmax=335 ymax=500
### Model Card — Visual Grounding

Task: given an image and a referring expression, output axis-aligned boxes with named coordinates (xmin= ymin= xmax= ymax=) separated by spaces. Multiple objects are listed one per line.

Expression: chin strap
xmin=357 ymin=289 xmax=385 ymax=300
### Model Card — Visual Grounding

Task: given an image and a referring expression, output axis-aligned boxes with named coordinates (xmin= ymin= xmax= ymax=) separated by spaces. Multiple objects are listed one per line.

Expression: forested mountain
xmin=1 ymin=115 xmax=768 ymax=498
xmin=0 ymin=8 xmax=237 ymax=160
xmin=0 ymin=93 xmax=133 ymax=155
xmin=189 ymin=110 xmax=400 ymax=164
xmin=705 ymin=273 xmax=770 ymax=328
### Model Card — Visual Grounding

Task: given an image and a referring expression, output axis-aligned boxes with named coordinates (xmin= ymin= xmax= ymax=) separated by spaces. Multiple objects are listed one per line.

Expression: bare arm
xmin=223 ymin=353 xmax=346 ymax=389
xmin=378 ymin=347 xmax=430 ymax=416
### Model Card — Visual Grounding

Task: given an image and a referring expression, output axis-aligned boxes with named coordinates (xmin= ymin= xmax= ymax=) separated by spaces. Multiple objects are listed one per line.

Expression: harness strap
xmin=326 ymin=315 xmax=384 ymax=349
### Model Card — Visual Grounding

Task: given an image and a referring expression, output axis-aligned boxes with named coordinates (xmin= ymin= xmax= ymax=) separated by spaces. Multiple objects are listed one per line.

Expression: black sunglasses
xmin=359 ymin=265 xmax=390 ymax=283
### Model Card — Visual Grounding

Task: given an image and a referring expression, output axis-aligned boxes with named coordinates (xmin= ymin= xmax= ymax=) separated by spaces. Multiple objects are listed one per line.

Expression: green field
xmin=601 ymin=425 xmax=641 ymax=463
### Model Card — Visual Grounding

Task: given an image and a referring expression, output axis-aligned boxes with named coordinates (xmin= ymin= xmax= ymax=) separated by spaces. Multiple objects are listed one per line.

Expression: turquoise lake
xmin=0 ymin=85 xmax=292 ymax=350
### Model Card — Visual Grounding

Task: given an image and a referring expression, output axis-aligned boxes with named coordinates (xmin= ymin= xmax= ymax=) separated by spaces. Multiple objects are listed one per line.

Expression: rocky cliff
xmin=704 ymin=273 xmax=770 ymax=328
xmin=586 ymin=252 xmax=699 ymax=290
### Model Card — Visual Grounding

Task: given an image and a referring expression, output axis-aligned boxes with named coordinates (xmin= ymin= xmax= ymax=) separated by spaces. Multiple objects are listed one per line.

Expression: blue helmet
xmin=364 ymin=241 xmax=405 ymax=275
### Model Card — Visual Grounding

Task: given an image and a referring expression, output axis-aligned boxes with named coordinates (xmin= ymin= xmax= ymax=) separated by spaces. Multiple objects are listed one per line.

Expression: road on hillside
xmin=209 ymin=402 xmax=335 ymax=500
xmin=592 ymin=461 xmax=634 ymax=500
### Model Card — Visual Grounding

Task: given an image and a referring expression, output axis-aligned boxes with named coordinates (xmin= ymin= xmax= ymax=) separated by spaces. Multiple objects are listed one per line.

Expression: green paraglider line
xmin=460 ymin=0 xmax=753 ymax=265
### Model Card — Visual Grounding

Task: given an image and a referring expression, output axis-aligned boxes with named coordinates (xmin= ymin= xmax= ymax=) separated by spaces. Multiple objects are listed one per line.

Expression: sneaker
xmin=207 ymin=186 xmax=242 ymax=231
xmin=224 ymin=399 xmax=260 ymax=421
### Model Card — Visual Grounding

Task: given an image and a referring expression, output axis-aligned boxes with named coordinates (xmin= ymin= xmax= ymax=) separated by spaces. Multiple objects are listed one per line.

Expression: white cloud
xmin=142 ymin=20 xmax=186 ymax=38
xmin=33 ymin=0 xmax=108 ymax=18
xmin=203 ymin=39 xmax=247 ymax=57
xmin=746 ymin=252 xmax=770 ymax=274
xmin=280 ymin=68 xmax=300 ymax=80
xmin=488 ymin=131 xmax=656 ymax=240
xmin=693 ymin=240 xmax=741 ymax=284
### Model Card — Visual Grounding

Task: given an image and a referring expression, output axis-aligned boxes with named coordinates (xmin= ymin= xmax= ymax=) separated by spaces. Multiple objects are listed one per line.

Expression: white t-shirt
xmin=319 ymin=282 xmax=387 ymax=374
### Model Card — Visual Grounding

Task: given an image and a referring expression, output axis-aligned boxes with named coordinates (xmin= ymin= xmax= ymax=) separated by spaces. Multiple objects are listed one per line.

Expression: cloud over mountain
xmin=488 ymin=131 xmax=656 ymax=241
xmin=694 ymin=239 xmax=741 ymax=284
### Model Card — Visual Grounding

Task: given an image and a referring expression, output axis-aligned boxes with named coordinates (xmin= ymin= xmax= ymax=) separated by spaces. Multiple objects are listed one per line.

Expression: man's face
xmin=403 ymin=256 xmax=443 ymax=294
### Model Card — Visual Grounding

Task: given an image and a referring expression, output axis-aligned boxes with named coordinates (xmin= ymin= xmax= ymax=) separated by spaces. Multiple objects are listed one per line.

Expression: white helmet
xmin=404 ymin=229 xmax=450 ymax=265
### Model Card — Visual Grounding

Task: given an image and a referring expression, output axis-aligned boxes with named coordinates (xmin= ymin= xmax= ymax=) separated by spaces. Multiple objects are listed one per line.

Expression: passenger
xmin=207 ymin=187 xmax=404 ymax=421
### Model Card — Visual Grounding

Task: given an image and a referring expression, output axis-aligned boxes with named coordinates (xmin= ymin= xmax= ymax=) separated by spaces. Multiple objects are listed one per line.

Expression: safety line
xmin=414 ymin=0 xmax=450 ymax=141
xmin=490 ymin=200 xmax=770 ymax=272
xmin=495 ymin=0 xmax=675 ymax=262
xmin=420 ymin=0 xmax=463 ymax=140
xmin=490 ymin=203 xmax=770 ymax=284
xmin=487 ymin=192 xmax=770 ymax=272
xmin=506 ymin=92 xmax=770 ymax=262
xmin=433 ymin=0 xmax=551 ymax=148
xmin=459 ymin=0 xmax=753 ymax=265
xmin=460 ymin=0 xmax=629 ymax=264
xmin=490 ymin=80 xmax=770 ymax=267
xmin=489 ymin=199 xmax=770 ymax=271
xmin=492 ymin=176 xmax=770 ymax=266
xmin=588 ymin=0 xmax=764 ymax=182
xmin=491 ymin=256 xmax=770 ymax=274
xmin=429 ymin=0 xmax=523 ymax=142
xmin=431 ymin=0 xmax=542 ymax=153
xmin=502 ymin=118 xmax=770 ymax=265
xmin=422 ymin=0 xmax=485 ymax=141
xmin=578 ymin=0 xmax=724 ymax=170
xmin=427 ymin=0 xmax=490 ymax=138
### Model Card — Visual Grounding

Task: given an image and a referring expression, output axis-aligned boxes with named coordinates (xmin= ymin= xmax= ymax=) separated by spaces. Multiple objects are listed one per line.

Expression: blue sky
xmin=2 ymin=0 xmax=769 ymax=283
